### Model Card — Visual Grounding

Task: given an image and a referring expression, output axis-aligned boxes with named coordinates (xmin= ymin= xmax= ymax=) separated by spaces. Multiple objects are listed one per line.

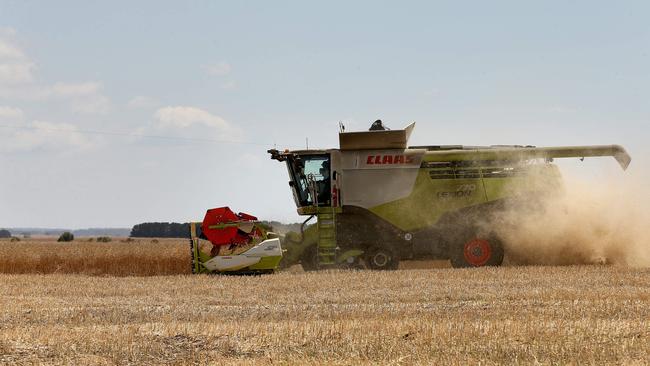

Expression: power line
xmin=0 ymin=123 xmax=290 ymax=147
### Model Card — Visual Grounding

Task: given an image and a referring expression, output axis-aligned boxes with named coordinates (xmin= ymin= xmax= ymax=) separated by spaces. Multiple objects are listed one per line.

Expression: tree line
xmin=130 ymin=223 xmax=190 ymax=238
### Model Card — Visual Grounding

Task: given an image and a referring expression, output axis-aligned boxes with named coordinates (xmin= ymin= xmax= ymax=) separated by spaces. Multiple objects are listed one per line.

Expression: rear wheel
xmin=364 ymin=245 xmax=399 ymax=270
xmin=450 ymin=232 xmax=504 ymax=268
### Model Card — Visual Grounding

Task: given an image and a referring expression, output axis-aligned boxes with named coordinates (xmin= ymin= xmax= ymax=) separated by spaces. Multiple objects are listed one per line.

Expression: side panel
xmin=369 ymin=170 xmax=489 ymax=232
xmin=483 ymin=164 xmax=563 ymax=201
xmin=368 ymin=162 xmax=564 ymax=232
xmin=339 ymin=149 xmax=424 ymax=208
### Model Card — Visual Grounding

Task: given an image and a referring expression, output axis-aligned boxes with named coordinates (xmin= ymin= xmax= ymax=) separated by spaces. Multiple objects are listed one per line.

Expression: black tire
xmin=450 ymin=231 xmax=504 ymax=268
xmin=364 ymin=245 xmax=399 ymax=270
xmin=300 ymin=244 xmax=319 ymax=271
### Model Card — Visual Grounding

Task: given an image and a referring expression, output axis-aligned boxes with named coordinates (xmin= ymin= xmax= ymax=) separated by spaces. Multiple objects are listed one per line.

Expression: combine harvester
xmin=189 ymin=121 xmax=631 ymax=274
xmin=189 ymin=207 xmax=283 ymax=274
xmin=269 ymin=121 xmax=631 ymax=270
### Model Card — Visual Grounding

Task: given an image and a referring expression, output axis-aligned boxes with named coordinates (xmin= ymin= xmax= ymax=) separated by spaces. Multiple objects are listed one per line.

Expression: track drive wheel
xmin=364 ymin=245 xmax=399 ymax=270
xmin=300 ymin=244 xmax=319 ymax=271
xmin=450 ymin=231 xmax=504 ymax=268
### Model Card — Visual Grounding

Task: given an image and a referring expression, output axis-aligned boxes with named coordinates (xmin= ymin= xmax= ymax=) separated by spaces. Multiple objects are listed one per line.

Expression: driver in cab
xmin=316 ymin=160 xmax=331 ymax=205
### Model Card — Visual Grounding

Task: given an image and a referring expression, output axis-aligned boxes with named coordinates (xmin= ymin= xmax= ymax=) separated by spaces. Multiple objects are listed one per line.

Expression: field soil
xmin=1 ymin=256 xmax=649 ymax=364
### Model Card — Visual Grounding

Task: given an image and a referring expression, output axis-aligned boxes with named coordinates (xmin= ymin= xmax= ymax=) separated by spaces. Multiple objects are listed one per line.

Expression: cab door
xmin=301 ymin=154 xmax=331 ymax=206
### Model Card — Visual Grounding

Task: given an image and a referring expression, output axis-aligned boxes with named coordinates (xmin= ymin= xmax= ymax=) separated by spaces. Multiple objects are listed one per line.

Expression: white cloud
xmin=0 ymin=34 xmax=35 ymax=85
xmin=0 ymin=81 xmax=105 ymax=100
xmin=70 ymin=94 xmax=110 ymax=114
xmin=0 ymin=120 xmax=95 ymax=153
xmin=548 ymin=105 xmax=580 ymax=113
xmin=0 ymin=106 xmax=24 ymax=121
xmin=0 ymin=27 xmax=17 ymax=38
xmin=50 ymin=82 xmax=102 ymax=98
xmin=154 ymin=106 xmax=230 ymax=130
xmin=0 ymin=82 xmax=111 ymax=114
xmin=127 ymin=95 xmax=160 ymax=109
xmin=0 ymin=63 xmax=36 ymax=84
xmin=220 ymin=81 xmax=236 ymax=90
xmin=0 ymin=39 xmax=26 ymax=59
xmin=0 ymin=31 xmax=109 ymax=114
xmin=147 ymin=106 xmax=240 ymax=141
xmin=423 ymin=88 xmax=441 ymax=97
xmin=203 ymin=61 xmax=231 ymax=76
xmin=41 ymin=82 xmax=110 ymax=114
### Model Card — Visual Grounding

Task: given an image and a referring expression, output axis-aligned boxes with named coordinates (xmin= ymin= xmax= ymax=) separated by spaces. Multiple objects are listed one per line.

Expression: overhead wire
xmin=0 ymin=123 xmax=296 ymax=147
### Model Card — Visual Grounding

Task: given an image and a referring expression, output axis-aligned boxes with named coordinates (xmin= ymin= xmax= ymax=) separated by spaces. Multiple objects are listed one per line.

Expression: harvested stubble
xmin=1 ymin=266 xmax=650 ymax=364
xmin=0 ymin=238 xmax=444 ymax=277
xmin=0 ymin=238 xmax=190 ymax=276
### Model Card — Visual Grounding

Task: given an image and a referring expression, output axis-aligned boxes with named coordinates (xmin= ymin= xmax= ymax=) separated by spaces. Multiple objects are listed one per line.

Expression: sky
xmin=0 ymin=1 xmax=648 ymax=228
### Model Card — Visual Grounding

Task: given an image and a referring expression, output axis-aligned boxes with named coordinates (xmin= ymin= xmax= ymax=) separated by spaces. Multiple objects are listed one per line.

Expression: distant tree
xmin=0 ymin=229 xmax=10 ymax=238
xmin=57 ymin=232 xmax=74 ymax=242
xmin=257 ymin=222 xmax=273 ymax=232
xmin=10 ymin=236 xmax=20 ymax=242
xmin=96 ymin=236 xmax=112 ymax=243
xmin=130 ymin=222 xmax=190 ymax=238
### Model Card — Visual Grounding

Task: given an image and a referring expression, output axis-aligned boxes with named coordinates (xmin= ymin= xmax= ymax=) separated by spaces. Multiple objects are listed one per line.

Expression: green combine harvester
xmin=269 ymin=121 xmax=631 ymax=270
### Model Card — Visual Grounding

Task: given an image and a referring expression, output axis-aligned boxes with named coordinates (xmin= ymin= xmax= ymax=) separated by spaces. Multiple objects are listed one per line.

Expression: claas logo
xmin=366 ymin=154 xmax=415 ymax=165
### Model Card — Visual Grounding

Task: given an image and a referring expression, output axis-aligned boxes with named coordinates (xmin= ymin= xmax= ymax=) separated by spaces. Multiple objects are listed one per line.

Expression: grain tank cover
xmin=339 ymin=122 xmax=416 ymax=150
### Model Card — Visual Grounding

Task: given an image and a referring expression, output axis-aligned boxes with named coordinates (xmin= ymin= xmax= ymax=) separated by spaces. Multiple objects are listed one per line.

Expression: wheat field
xmin=0 ymin=238 xmax=190 ymax=276
xmin=1 ymin=239 xmax=650 ymax=364
xmin=0 ymin=238 xmax=448 ymax=276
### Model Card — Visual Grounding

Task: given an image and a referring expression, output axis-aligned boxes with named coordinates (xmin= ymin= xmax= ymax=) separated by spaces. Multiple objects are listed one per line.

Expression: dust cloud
xmin=490 ymin=170 xmax=650 ymax=267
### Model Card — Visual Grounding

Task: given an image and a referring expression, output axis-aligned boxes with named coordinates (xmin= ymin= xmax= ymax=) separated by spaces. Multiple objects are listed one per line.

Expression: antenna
xmin=306 ymin=137 xmax=309 ymax=150
xmin=339 ymin=121 xmax=345 ymax=133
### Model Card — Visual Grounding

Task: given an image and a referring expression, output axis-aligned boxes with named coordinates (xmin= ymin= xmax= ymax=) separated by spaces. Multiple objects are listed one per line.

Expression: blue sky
xmin=0 ymin=1 xmax=648 ymax=228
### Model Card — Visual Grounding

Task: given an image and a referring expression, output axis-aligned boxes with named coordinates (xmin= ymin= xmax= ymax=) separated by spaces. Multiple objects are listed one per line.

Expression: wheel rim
xmin=371 ymin=252 xmax=389 ymax=267
xmin=463 ymin=238 xmax=491 ymax=266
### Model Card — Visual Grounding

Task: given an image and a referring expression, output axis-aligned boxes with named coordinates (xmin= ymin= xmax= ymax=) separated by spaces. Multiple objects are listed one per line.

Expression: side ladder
xmin=316 ymin=208 xmax=337 ymax=268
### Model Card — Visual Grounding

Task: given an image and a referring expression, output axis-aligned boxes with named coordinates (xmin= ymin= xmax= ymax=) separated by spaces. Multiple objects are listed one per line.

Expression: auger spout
xmin=422 ymin=145 xmax=631 ymax=170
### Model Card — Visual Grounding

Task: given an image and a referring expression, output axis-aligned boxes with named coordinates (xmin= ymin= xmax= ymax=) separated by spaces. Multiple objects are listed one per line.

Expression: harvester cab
xmin=280 ymin=152 xmax=333 ymax=209
xmin=269 ymin=121 xmax=631 ymax=271
xmin=189 ymin=207 xmax=283 ymax=274
xmin=268 ymin=149 xmax=342 ymax=268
